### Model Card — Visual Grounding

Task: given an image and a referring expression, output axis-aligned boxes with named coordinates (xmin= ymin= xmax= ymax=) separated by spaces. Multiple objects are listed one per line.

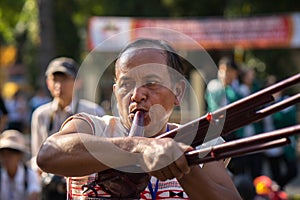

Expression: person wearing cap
xmin=30 ymin=57 xmax=106 ymax=200
xmin=0 ymin=130 xmax=41 ymax=200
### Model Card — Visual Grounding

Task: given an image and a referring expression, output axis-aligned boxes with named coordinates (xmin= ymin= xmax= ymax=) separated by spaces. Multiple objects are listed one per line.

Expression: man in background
xmin=31 ymin=57 xmax=105 ymax=200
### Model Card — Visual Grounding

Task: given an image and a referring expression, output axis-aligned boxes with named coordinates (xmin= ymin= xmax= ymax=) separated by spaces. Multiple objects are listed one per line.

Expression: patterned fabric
xmin=140 ymin=177 xmax=188 ymax=199
xmin=67 ymin=175 xmax=111 ymax=199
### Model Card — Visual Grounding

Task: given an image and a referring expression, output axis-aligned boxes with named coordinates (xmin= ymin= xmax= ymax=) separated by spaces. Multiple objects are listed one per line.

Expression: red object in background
xmin=253 ymin=176 xmax=288 ymax=200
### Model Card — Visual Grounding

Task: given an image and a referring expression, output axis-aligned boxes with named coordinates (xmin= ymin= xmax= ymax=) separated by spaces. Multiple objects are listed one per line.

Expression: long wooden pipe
xmin=186 ymin=125 xmax=300 ymax=165
xmin=157 ymin=73 xmax=300 ymax=148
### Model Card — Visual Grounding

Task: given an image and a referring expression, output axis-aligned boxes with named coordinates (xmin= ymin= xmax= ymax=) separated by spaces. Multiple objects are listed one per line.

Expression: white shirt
xmin=0 ymin=163 xmax=41 ymax=200
xmin=30 ymin=98 xmax=105 ymax=170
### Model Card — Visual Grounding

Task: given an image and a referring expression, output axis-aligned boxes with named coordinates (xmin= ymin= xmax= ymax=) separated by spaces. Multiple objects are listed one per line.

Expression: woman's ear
xmin=174 ymin=80 xmax=185 ymax=106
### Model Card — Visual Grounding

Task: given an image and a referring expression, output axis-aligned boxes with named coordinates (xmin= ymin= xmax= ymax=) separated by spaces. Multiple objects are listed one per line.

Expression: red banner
xmin=88 ymin=14 xmax=300 ymax=51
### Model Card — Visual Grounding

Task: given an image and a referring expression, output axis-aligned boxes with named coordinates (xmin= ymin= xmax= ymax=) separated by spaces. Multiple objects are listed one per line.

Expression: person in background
xmin=262 ymin=75 xmax=298 ymax=190
xmin=29 ymin=86 xmax=51 ymax=118
xmin=237 ymin=67 xmax=263 ymax=180
xmin=36 ymin=39 xmax=241 ymax=199
xmin=31 ymin=57 xmax=105 ymax=200
xmin=0 ymin=129 xmax=41 ymax=200
xmin=205 ymin=57 xmax=261 ymax=199
xmin=5 ymin=89 xmax=29 ymax=133
xmin=205 ymin=56 xmax=242 ymax=115
xmin=0 ymin=95 xmax=8 ymax=132
xmin=205 ymin=56 xmax=245 ymax=170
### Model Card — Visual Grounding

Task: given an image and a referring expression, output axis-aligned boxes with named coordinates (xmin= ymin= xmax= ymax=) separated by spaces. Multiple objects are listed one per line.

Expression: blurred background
xmin=1 ymin=0 xmax=299 ymax=99
xmin=0 ymin=0 xmax=300 ymax=198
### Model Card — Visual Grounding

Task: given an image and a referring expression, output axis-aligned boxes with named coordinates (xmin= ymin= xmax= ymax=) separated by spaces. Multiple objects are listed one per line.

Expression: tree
xmin=38 ymin=0 xmax=55 ymax=88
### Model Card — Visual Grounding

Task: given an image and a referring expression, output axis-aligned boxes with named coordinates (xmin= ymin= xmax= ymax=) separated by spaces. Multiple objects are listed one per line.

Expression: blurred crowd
xmin=206 ymin=56 xmax=299 ymax=200
xmin=0 ymin=86 xmax=51 ymax=200
xmin=0 ymin=57 xmax=106 ymax=200
xmin=0 ymin=55 xmax=298 ymax=200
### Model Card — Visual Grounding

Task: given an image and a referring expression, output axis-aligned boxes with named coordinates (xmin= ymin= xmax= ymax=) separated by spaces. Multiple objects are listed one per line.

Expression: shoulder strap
xmin=23 ymin=164 xmax=28 ymax=191
xmin=74 ymin=99 xmax=79 ymax=114
xmin=48 ymin=100 xmax=80 ymax=132
xmin=48 ymin=111 xmax=55 ymax=132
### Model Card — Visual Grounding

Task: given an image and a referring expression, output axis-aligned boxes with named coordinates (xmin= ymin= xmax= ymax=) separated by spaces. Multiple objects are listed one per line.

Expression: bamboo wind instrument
xmin=156 ymin=73 xmax=300 ymax=164
xmin=186 ymin=124 xmax=300 ymax=165
xmin=129 ymin=111 xmax=144 ymax=137
xmin=157 ymin=73 xmax=300 ymax=146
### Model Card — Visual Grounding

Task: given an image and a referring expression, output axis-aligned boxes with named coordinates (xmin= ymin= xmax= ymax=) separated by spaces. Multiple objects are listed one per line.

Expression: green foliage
xmin=0 ymin=0 xmax=25 ymax=44
xmin=225 ymin=0 xmax=300 ymax=17
xmin=247 ymin=49 xmax=298 ymax=80
xmin=54 ymin=0 xmax=80 ymax=59
xmin=1 ymin=0 xmax=300 ymax=90
xmin=161 ymin=0 xmax=227 ymax=17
